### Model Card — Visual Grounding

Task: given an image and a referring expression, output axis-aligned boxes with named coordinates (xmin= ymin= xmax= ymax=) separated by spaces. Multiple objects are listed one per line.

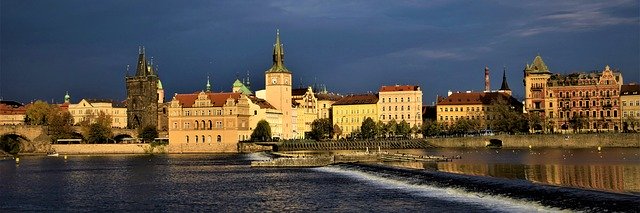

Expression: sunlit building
xmin=0 ymin=100 xmax=26 ymax=125
xmin=167 ymin=91 xmax=251 ymax=153
xmin=67 ymin=98 xmax=127 ymax=128
xmin=524 ymin=55 xmax=624 ymax=132
xmin=621 ymin=83 xmax=640 ymax=131
xmin=332 ymin=94 xmax=378 ymax=138
xmin=378 ymin=85 xmax=423 ymax=128
xmin=436 ymin=91 xmax=521 ymax=129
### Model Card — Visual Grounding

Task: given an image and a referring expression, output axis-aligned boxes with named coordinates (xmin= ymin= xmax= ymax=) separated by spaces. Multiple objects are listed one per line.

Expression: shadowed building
xmin=621 ymin=83 xmax=640 ymax=132
xmin=125 ymin=47 xmax=159 ymax=130
xmin=437 ymin=91 xmax=522 ymax=129
xmin=0 ymin=100 xmax=26 ymax=125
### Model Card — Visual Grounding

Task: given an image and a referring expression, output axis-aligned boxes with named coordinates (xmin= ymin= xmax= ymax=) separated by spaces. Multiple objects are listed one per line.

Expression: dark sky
xmin=1 ymin=0 xmax=639 ymax=104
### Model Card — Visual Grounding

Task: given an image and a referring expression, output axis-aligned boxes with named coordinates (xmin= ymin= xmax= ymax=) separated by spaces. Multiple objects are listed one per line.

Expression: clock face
xmin=272 ymin=78 xmax=277 ymax=85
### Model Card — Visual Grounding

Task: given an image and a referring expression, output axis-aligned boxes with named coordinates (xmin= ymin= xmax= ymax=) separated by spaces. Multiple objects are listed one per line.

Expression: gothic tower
xmin=265 ymin=30 xmax=292 ymax=139
xmin=499 ymin=67 xmax=512 ymax=96
xmin=523 ymin=54 xmax=551 ymax=114
xmin=126 ymin=46 xmax=159 ymax=130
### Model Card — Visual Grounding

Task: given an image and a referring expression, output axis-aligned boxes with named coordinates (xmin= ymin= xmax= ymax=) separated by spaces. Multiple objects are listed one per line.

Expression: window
xmin=195 ymin=135 xmax=198 ymax=144
xmin=207 ymin=135 xmax=212 ymax=143
xmin=186 ymin=136 xmax=189 ymax=143
xmin=217 ymin=135 xmax=222 ymax=143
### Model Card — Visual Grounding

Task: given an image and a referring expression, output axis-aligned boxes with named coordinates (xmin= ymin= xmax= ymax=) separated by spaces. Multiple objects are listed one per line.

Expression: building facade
xmin=264 ymin=30 xmax=293 ymax=140
xmin=378 ymin=85 xmax=423 ymax=128
xmin=0 ymin=101 xmax=26 ymax=125
xmin=167 ymin=92 xmax=251 ymax=153
xmin=621 ymin=83 xmax=640 ymax=132
xmin=332 ymin=94 xmax=379 ymax=138
xmin=248 ymin=96 xmax=283 ymax=140
xmin=125 ymin=47 xmax=159 ymax=130
xmin=524 ymin=55 xmax=624 ymax=132
xmin=436 ymin=91 xmax=521 ymax=129
xmin=67 ymin=99 xmax=127 ymax=128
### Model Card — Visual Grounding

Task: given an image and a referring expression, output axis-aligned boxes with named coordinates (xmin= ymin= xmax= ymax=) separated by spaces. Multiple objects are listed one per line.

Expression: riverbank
xmin=428 ymin=133 xmax=640 ymax=148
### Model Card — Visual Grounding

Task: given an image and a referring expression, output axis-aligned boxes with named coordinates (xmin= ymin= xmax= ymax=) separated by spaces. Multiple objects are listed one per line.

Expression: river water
xmin=1 ymin=148 xmax=639 ymax=212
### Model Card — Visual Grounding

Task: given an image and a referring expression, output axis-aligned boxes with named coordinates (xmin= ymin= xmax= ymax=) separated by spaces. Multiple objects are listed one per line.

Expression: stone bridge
xmin=0 ymin=125 xmax=137 ymax=143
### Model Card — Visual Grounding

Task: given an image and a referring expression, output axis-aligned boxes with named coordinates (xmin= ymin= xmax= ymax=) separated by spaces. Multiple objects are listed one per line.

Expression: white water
xmin=315 ymin=166 xmax=565 ymax=212
xmin=244 ymin=152 xmax=272 ymax=161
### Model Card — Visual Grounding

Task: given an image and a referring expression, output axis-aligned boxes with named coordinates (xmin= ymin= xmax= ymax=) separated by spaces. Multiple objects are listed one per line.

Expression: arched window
xmin=194 ymin=120 xmax=199 ymax=130
xmin=207 ymin=135 xmax=212 ymax=143
xmin=201 ymin=120 xmax=205 ymax=130
xmin=195 ymin=135 xmax=198 ymax=143
xmin=208 ymin=120 xmax=213 ymax=130
xmin=186 ymin=136 xmax=189 ymax=143
xmin=217 ymin=135 xmax=222 ymax=143
xmin=201 ymin=135 xmax=205 ymax=143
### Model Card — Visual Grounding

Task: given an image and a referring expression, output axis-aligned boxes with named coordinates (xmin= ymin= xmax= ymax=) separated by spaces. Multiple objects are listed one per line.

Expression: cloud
xmin=387 ymin=46 xmax=492 ymax=61
xmin=505 ymin=0 xmax=637 ymax=37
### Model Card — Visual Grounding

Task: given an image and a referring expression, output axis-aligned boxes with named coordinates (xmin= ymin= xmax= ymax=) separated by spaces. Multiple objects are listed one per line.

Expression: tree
xmin=376 ymin=121 xmax=388 ymax=138
xmin=421 ymin=119 xmax=442 ymax=137
xmin=310 ymin=118 xmax=333 ymax=141
xmin=360 ymin=117 xmax=377 ymax=140
xmin=487 ymin=97 xmax=528 ymax=134
xmin=25 ymin=100 xmax=55 ymax=125
xmin=0 ymin=134 xmax=22 ymax=155
xmin=139 ymin=125 xmax=159 ymax=143
xmin=47 ymin=110 xmax=78 ymax=142
xmin=623 ymin=115 xmax=639 ymax=132
xmin=332 ymin=124 xmax=342 ymax=139
xmin=569 ymin=115 xmax=587 ymax=133
xmin=397 ymin=120 xmax=411 ymax=138
xmin=527 ymin=113 xmax=544 ymax=133
xmin=386 ymin=119 xmax=398 ymax=137
xmin=81 ymin=111 xmax=113 ymax=143
xmin=251 ymin=120 xmax=272 ymax=141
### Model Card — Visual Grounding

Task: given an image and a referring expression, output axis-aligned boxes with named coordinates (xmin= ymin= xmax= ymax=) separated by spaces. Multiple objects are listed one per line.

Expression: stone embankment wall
xmin=428 ymin=133 xmax=640 ymax=148
xmin=52 ymin=144 xmax=157 ymax=154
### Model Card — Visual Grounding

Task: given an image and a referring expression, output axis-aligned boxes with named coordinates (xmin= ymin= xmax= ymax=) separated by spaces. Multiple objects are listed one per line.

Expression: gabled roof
xmin=525 ymin=55 xmax=550 ymax=73
xmin=173 ymin=92 xmax=241 ymax=108
xmin=333 ymin=94 xmax=378 ymax=105
xmin=437 ymin=92 xmax=521 ymax=107
xmin=380 ymin=85 xmax=420 ymax=92
xmin=621 ymin=84 xmax=640 ymax=96
xmin=248 ymin=96 xmax=276 ymax=109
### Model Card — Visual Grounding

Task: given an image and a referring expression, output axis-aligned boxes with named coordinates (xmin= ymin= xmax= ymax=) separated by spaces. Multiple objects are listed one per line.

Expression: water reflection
xmin=382 ymin=148 xmax=640 ymax=194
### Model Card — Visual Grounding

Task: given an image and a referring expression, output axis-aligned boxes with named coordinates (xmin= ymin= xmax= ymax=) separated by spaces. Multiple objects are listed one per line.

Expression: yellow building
xmin=378 ymin=85 xmax=423 ymax=128
xmin=167 ymin=91 xmax=251 ymax=153
xmin=332 ymin=94 xmax=379 ymax=138
xmin=68 ymin=99 xmax=127 ymax=128
xmin=316 ymin=90 xmax=342 ymax=119
xmin=436 ymin=91 xmax=521 ymax=129
xmin=0 ymin=101 xmax=26 ymax=125
xmin=621 ymin=83 xmax=640 ymax=131
xmin=265 ymin=30 xmax=293 ymax=139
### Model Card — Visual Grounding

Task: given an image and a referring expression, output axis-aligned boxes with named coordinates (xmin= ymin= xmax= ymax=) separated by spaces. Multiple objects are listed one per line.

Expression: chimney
xmin=484 ymin=66 xmax=490 ymax=92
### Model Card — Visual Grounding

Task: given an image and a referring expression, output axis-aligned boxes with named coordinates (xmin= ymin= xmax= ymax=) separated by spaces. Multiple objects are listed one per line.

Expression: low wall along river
xmin=428 ymin=133 xmax=640 ymax=148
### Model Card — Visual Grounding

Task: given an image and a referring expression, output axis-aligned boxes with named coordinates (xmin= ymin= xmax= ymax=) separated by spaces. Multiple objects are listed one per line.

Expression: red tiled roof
xmin=380 ymin=85 xmax=420 ymax=92
xmin=333 ymin=94 xmax=378 ymax=105
xmin=174 ymin=92 xmax=241 ymax=108
xmin=621 ymin=84 xmax=640 ymax=96
xmin=0 ymin=101 xmax=26 ymax=115
xmin=437 ymin=92 xmax=521 ymax=106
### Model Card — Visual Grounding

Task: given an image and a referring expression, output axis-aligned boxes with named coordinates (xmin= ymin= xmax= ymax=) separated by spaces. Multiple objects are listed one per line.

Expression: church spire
xmin=267 ymin=29 xmax=290 ymax=73
xmin=135 ymin=46 xmax=148 ymax=76
xmin=500 ymin=66 xmax=511 ymax=91
xmin=206 ymin=75 xmax=211 ymax=92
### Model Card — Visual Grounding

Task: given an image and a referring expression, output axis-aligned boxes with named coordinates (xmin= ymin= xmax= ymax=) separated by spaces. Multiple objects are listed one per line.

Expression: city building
xmin=125 ymin=47 xmax=160 ymax=130
xmin=0 ymin=100 xmax=26 ymax=125
xmin=247 ymin=96 xmax=283 ymax=140
xmin=264 ymin=30 xmax=293 ymax=139
xmin=524 ymin=55 xmax=624 ymax=132
xmin=315 ymin=90 xmax=342 ymax=120
xmin=67 ymin=99 xmax=127 ymax=128
xmin=378 ymin=85 xmax=423 ymax=128
xmin=436 ymin=91 xmax=522 ymax=129
xmin=621 ymin=83 xmax=640 ymax=131
xmin=332 ymin=93 xmax=379 ymax=138
xmin=167 ymin=91 xmax=251 ymax=152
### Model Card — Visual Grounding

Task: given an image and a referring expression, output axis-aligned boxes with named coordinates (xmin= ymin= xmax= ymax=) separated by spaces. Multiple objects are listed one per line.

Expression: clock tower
xmin=265 ymin=30 xmax=292 ymax=139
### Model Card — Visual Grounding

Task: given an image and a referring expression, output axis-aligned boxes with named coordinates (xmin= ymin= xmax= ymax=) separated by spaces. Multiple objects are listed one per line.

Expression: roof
xmin=333 ymin=94 xmax=378 ymax=106
xmin=291 ymin=88 xmax=308 ymax=96
xmin=621 ymin=84 xmax=640 ymax=96
xmin=0 ymin=100 xmax=24 ymax=107
xmin=525 ymin=55 xmax=550 ymax=73
xmin=316 ymin=93 xmax=342 ymax=101
xmin=380 ymin=85 xmax=420 ymax=92
xmin=248 ymin=96 xmax=276 ymax=109
xmin=0 ymin=101 xmax=26 ymax=115
xmin=173 ymin=92 xmax=241 ymax=108
xmin=83 ymin=99 xmax=126 ymax=108
xmin=437 ymin=92 xmax=521 ymax=107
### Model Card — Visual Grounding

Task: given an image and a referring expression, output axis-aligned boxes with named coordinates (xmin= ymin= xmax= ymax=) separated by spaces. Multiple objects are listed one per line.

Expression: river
xmin=1 ymin=148 xmax=639 ymax=212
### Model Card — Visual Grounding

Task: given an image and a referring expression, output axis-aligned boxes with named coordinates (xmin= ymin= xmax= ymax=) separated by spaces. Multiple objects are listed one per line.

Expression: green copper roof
xmin=526 ymin=55 xmax=549 ymax=72
xmin=266 ymin=29 xmax=291 ymax=73
xmin=157 ymin=79 xmax=163 ymax=90
xmin=233 ymin=79 xmax=244 ymax=87
xmin=232 ymin=79 xmax=252 ymax=95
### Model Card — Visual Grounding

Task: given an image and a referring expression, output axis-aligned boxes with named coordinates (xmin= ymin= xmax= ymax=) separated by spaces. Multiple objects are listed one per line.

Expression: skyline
xmin=1 ymin=0 xmax=639 ymax=104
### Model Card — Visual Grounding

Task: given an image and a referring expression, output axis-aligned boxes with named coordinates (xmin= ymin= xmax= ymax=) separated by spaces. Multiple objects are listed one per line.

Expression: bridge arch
xmin=0 ymin=133 xmax=29 ymax=155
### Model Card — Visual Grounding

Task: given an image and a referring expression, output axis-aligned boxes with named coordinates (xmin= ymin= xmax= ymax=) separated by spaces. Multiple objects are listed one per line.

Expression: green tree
xmin=139 ymin=125 xmax=159 ymax=143
xmin=25 ymin=100 xmax=54 ymax=125
xmin=397 ymin=120 xmax=411 ymax=138
xmin=487 ymin=97 xmax=528 ymax=134
xmin=47 ymin=110 xmax=77 ymax=143
xmin=376 ymin=121 xmax=388 ymax=138
xmin=386 ymin=119 xmax=398 ymax=137
xmin=86 ymin=123 xmax=112 ymax=143
xmin=251 ymin=120 xmax=272 ymax=141
xmin=421 ymin=119 xmax=442 ymax=137
xmin=360 ymin=117 xmax=377 ymax=140
xmin=310 ymin=118 xmax=333 ymax=141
